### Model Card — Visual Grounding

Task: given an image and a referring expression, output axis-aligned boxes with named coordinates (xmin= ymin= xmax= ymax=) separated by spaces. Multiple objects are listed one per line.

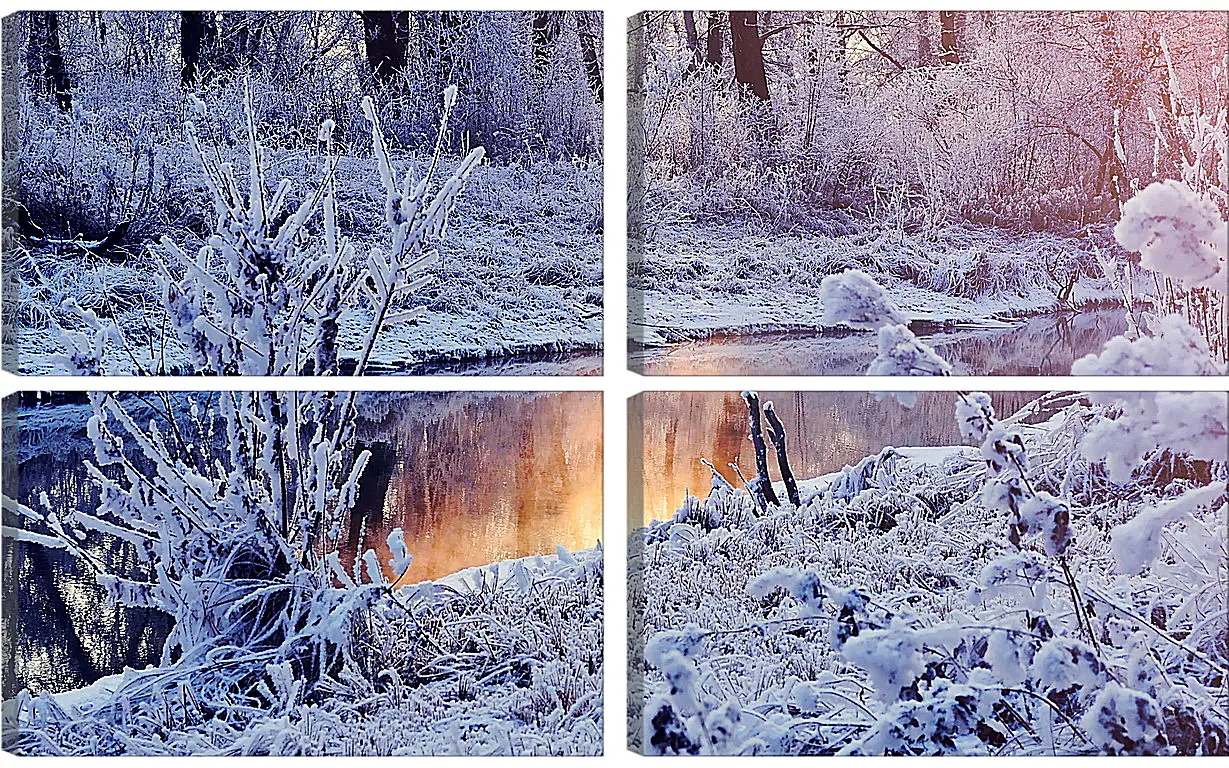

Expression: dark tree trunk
xmin=180 ymin=11 xmax=214 ymax=87
xmin=705 ymin=11 xmax=724 ymax=66
xmin=576 ymin=12 xmax=604 ymax=104
xmin=532 ymin=11 xmax=556 ymax=72
xmin=938 ymin=11 xmax=961 ymax=64
xmin=682 ymin=11 xmax=702 ymax=71
xmin=763 ymin=402 xmax=801 ymax=507
xmin=28 ymin=12 xmax=72 ymax=111
xmin=729 ymin=11 xmax=769 ymax=101
xmin=361 ymin=10 xmax=410 ymax=85
xmin=742 ymin=392 xmax=780 ymax=508
xmin=94 ymin=11 xmax=107 ymax=53
xmin=45 ymin=13 xmax=71 ymax=111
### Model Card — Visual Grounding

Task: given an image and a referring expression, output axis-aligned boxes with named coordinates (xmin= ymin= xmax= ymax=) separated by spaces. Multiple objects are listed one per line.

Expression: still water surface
xmin=366 ymin=349 xmax=602 ymax=376
xmin=5 ymin=392 xmax=602 ymax=696
xmin=631 ymin=309 xmax=1126 ymax=376
xmin=632 ymin=391 xmax=1040 ymax=527
xmin=346 ymin=392 xmax=603 ymax=584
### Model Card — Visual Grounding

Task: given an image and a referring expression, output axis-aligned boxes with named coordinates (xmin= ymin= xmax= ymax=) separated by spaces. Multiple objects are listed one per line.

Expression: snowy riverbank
xmin=10 ymin=155 xmax=602 ymax=376
xmin=630 ymin=222 xmax=1137 ymax=346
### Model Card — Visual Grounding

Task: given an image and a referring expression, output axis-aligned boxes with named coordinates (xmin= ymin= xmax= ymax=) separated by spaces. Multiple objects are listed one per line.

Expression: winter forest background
xmin=629 ymin=11 xmax=1227 ymax=375
xmin=3 ymin=10 xmax=604 ymax=375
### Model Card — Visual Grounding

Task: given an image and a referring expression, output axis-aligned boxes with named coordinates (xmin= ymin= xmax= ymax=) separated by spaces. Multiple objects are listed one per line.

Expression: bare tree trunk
xmin=94 ymin=11 xmax=107 ymax=57
xmin=682 ymin=11 xmax=702 ymax=71
xmin=576 ymin=11 xmax=604 ymax=103
xmin=763 ymin=402 xmax=801 ymax=507
xmin=28 ymin=12 xmax=72 ymax=110
xmin=915 ymin=10 xmax=935 ymax=66
xmin=361 ymin=10 xmax=410 ymax=85
xmin=45 ymin=13 xmax=71 ymax=111
xmin=742 ymin=392 xmax=780 ymax=507
xmin=938 ymin=11 xmax=960 ymax=64
xmin=180 ymin=11 xmax=214 ymax=87
xmin=730 ymin=11 xmax=769 ymax=100
xmin=705 ymin=12 xmax=724 ymax=66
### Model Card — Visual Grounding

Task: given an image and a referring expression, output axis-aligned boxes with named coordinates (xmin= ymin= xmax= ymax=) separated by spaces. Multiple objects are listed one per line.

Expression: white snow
xmin=1115 ymin=180 xmax=1227 ymax=292
xmin=630 ymin=222 xmax=1134 ymax=348
xmin=630 ymin=391 xmax=1228 ymax=755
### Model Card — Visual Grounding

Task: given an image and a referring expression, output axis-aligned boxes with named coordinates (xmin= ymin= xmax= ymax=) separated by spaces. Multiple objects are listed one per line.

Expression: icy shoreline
xmin=630 ymin=221 xmax=1136 ymax=346
xmin=342 ymin=308 xmax=602 ymax=375
xmin=630 ymin=279 xmax=1122 ymax=347
xmin=13 ymin=303 xmax=602 ymax=376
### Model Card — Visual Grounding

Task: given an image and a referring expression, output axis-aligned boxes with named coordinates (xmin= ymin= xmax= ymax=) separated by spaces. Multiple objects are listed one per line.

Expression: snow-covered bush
xmin=2 ymin=84 xmax=494 ymax=752
xmin=1081 ymin=683 xmax=1169 ymax=755
xmin=54 ymin=80 xmax=482 ymax=377
xmin=820 ymin=269 xmax=951 ymax=397
xmin=1116 ymin=180 xmax=1227 ymax=292
xmin=818 ymin=268 xmax=907 ymax=329
xmin=2 ymin=386 xmax=392 ymax=746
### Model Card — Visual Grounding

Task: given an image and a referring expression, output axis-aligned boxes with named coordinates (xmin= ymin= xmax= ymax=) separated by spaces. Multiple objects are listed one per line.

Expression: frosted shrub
xmin=955 ymin=392 xmax=995 ymax=444
xmin=820 ymin=269 xmax=951 ymax=391
xmin=867 ymin=325 xmax=953 ymax=380
xmin=1076 ymin=389 xmax=1228 ymax=484
xmin=151 ymin=84 xmax=483 ymax=377
xmin=1116 ymin=180 xmax=1227 ymax=292
xmin=4 ymin=83 xmax=487 ymax=749
xmin=747 ymin=566 xmax=825 ymax=617
xmin=839 ymin=682 xmax=1007 ymax=756
xmin=1082 ymin=684 xmax=1169 ymax=755
xmin=1110 ymin=482 xmax=1225 ymax=573
xmin=818 ymin=268 xmax=907 ymax=329
xmin=841 ymin=628 xmax=925 ymax=702
xmin=15 ymin=91 xmax=188 ymax=242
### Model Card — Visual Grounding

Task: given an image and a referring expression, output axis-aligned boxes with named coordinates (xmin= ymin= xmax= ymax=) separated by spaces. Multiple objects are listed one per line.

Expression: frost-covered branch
xmin=819 ymin=269 xmax=952 ymax=401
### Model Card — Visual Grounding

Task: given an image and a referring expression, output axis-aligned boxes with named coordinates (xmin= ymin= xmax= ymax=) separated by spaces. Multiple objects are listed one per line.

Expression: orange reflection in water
xmin=633 ymin=391 xmax=1039 ymax=529
xmin=348 ymin=392 xmax=603 ymax=584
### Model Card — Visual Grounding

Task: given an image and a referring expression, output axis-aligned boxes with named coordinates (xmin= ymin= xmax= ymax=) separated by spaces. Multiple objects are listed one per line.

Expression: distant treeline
xmin=13 ymin=10 xmax=603 ymax=161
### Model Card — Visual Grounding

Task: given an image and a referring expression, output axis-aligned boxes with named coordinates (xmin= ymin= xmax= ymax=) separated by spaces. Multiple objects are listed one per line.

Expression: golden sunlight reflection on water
xmin=632 ymin=391 xmax=1039 ymax=529
xmin=349 ymin=391 xmax=603 ymax=583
